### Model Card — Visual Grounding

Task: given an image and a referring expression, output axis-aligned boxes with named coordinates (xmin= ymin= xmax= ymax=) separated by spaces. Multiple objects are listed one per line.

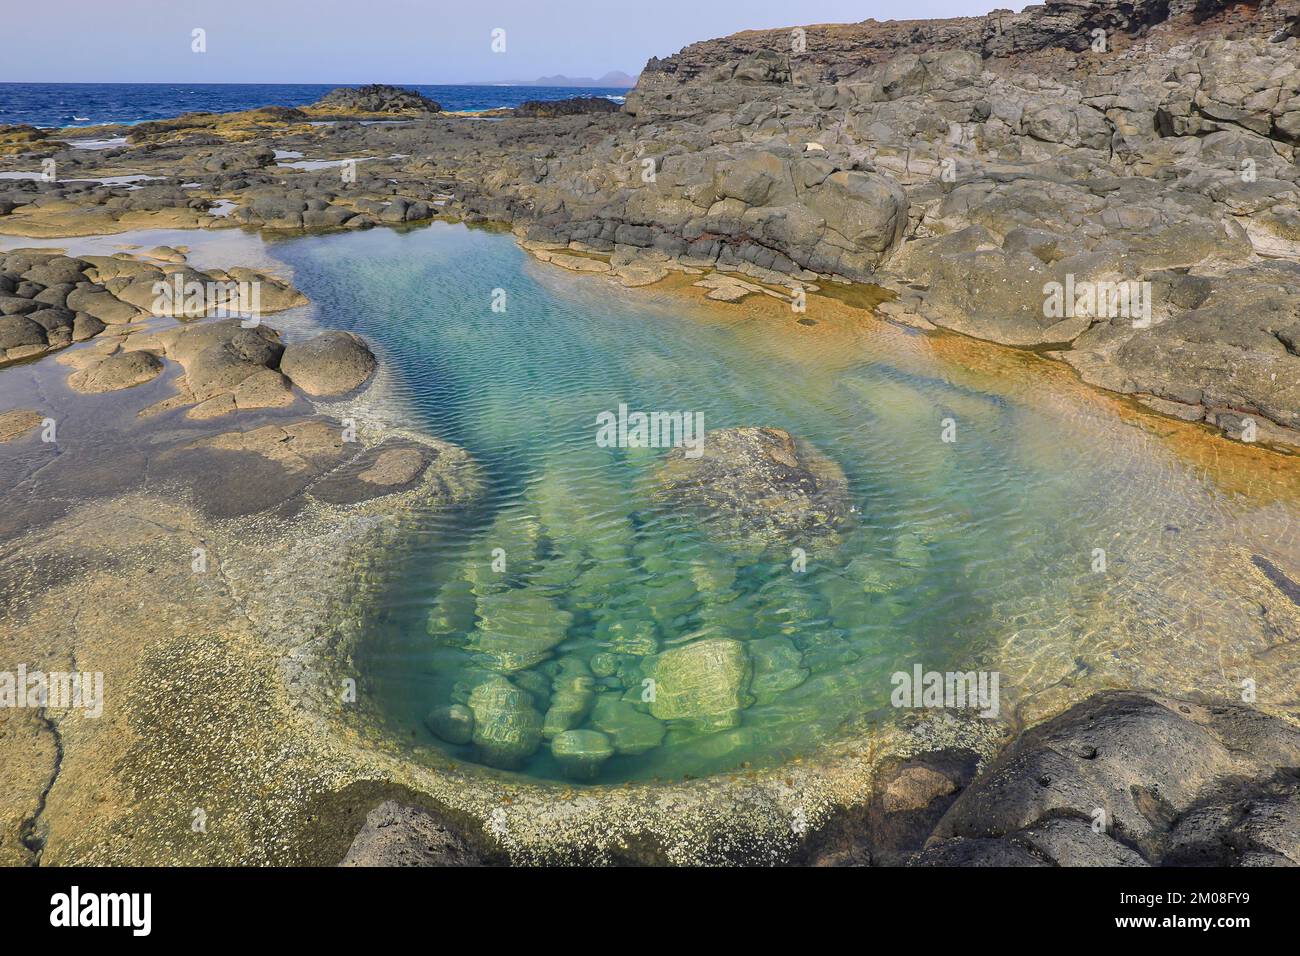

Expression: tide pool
xmin=250 ymin=221 xmax=1300 ymax=784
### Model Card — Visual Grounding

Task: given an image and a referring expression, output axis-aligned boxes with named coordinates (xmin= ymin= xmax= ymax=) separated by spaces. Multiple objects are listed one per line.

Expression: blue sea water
xmin=0 ymin=82 xmax=629 ymax=129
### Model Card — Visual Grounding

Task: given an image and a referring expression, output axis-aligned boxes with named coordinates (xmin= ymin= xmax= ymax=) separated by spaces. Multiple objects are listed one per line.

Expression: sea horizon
xmin=0 ymin=81 xmax=630 ymax=130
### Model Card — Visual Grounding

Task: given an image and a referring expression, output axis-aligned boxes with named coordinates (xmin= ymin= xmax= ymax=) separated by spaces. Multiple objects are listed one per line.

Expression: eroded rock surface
xmin=339 ymin=801 xmax=488 ymax=866
xmin=279 ymin=330 xmax=377 ymax=397
xmin=5 ymin=2 xmax=1291 ymax=445
xmin=807 ymin=691 xmax=1300 ymax=867
xmin=654 ymin=427 xmax=851 ymax=548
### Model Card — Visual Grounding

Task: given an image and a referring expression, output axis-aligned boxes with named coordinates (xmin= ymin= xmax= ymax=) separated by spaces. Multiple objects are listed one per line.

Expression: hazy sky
xmin=1 ymin=1 xmax=1023 ymax=84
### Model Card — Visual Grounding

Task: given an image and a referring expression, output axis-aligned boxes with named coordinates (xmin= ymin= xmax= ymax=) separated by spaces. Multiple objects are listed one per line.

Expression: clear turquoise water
xmin=261 ymin=222 xmax=1300 ymax=784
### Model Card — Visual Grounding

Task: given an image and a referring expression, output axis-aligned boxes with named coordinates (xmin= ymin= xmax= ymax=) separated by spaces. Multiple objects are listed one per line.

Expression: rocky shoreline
xmin=0 ymin=0 xmax=1298 ymax=866
xmin=1 ymin=3 xmax=1297 ymax=449
xmin=342 ymin=690 xmax=1300 ymax=867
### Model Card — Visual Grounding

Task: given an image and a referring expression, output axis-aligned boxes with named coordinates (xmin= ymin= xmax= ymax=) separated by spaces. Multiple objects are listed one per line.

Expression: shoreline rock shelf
xmin=1 ymin=4 xmax=1297 ymax=447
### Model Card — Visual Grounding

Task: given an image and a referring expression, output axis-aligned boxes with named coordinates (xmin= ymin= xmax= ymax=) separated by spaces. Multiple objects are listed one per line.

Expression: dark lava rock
xmin=514 ymin=96 xmax=621 ymax=118
xmin=339 ymin=801 xmax=489 ymax=867
xmin=312 ymin=84 xmax=441 ymax=114
xmin=916 ymin=691 xmax=1300 ymax=866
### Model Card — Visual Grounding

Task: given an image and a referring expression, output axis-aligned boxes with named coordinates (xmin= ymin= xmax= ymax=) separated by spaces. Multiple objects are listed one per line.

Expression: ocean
xmin=0 ymin=82 xmax=629 ymax=129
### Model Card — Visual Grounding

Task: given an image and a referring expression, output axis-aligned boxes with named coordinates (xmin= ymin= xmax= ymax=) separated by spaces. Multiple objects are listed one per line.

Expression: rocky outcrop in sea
xmin=311 ymin=84 xmax=442 ymax=114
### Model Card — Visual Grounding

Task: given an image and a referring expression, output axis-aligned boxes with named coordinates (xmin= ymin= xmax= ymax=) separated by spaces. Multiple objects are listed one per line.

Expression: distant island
xmin=470 ymin=71 xmax=637 ymax=88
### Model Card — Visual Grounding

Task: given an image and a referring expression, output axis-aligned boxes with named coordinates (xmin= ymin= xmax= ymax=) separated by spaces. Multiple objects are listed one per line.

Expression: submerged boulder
xmin=748 ymin=635 xmax=809 ymax=704
xmin=654 ymin=427 xmax=851 ymax=550
xmin=542 ymin=658 xmax=596 ymax=739
xmin=643 ymin=637 xmax=751 ymax=731
xmin=467 ymin=588 xmax=574 ymax=672
xmin=590 ymin=696 xmax=666 ymax=755
xmin=551 ymin=729 xmax=615 ymax=780
xmin=467 ymin=677 xmax=543 ymax=769
xmin=593 ymin=616 xmax=660 ymax=656
xmin=425 ymin=703 xmax=475 ymax=745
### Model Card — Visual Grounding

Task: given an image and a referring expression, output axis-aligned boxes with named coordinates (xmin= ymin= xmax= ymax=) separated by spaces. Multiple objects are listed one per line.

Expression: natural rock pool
xmin=244 ymin=221 xmax=1300 ymax=785
xmin=13 ymin=222 xmax=1293 ymax=790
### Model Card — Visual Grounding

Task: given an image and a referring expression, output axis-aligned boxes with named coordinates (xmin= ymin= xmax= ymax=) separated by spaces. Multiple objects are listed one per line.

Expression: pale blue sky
xmin=2 ymin=1 xmax=1023 ymax=84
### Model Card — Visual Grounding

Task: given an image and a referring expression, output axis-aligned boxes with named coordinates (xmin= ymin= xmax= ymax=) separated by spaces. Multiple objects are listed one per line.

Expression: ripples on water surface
xmin=231 ymin=224 xmax=1298 ymax=782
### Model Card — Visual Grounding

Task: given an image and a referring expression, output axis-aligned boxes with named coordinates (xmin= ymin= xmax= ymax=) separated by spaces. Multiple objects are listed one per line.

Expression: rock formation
xmin=514 ymin=96 xmax=622 ymax=118
xmin=311 ymin=84 xmax=442 ymax=115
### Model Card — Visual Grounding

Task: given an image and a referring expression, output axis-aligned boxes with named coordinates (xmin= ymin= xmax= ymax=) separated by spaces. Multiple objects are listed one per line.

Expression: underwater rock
xmin=589 ymin=695 xmax=666 ymax=755
xmin=543 ymin=659 xmax=596 ymax=739
xmin=425 ymin=703 xmax=475 ymax=746
xmin=892 ymin=531 xmax=931 ymax=583
xmin=752 ymin=575 xmax=825 ymax=634
xmin=644 ymin=638 xmax=752 ymax=730
xmin=748 ymin=635 xmax=809 ymax=704
xmin=797 ymin=628 xmax=862 ymax=675
xmin=589 ymin=653 xmax=619 ymax=679
xmin=640 ymin=573 xmax=701 ymax=626
xmin=0 ymin=408 xmax=43 ymax=443
xmin=844 ymin=554 xmax=896 ymax=594
xmin=310 ymin=439 xmax=433 ymax=505
xmin=467 ymin=677 xmax=544 ymax=769
xmin=512 ymin=668 xmax=552 ymax=705
xmin=569 ymin=563 xmax=628 ymax=610
xmin=426 ymin=574 xmax=477 ymax=637
xmin=594 ymin=616 xmax=660 ymax=656
xmin=551 ymin=729 xmax=616 ymax=781
xmin=654 ymin=427 xmax=851 ymax=551
xmin=690 ymin=558 xmax=739 ymax=601
xmin=467 ymin=587 xmax=573 ymax=672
